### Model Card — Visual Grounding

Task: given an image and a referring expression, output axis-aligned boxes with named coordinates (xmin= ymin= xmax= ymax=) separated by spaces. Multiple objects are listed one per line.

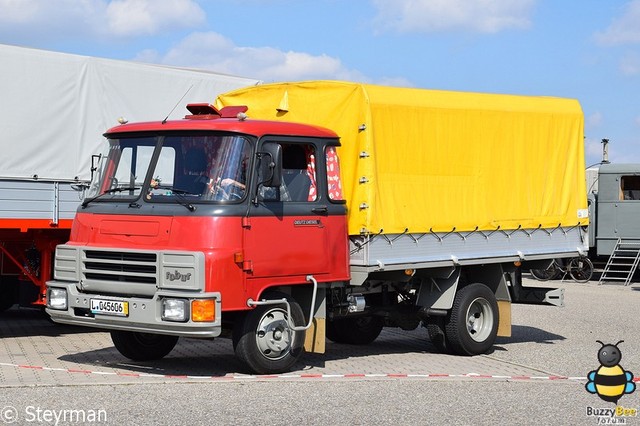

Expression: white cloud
xmin=371 ymin=0 xmax=536 ymax=34
xmin=106 ymin=0 xmax=205 ymax=37
xmin=586 ymin=112 xmax=603 ymax=129
xmin=0 ymin=0 xmax=41 ymax=23
xmin=0 ymin=1 xmax=408 ymax=84
xmin=619 ymin=52 xmax=640 ymax=76
xmin=0 ymin=0 xmax=205 ymax=39
xmin=584 ymin=137 xmax=606 ymax=163
xmin=594 ymin=0 xmax=640 ymax=46
xmin=138 ymin=31 xmax=374 ymax=82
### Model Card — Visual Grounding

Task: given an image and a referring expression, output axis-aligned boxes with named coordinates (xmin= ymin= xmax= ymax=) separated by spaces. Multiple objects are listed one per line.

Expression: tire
xmin=234 ymin=292 xmax=305 ymax=375
xmin=568 ymin=257 xmax=594 ymax=283
xmin=444 ymin=283 xmax=499 ymax=356
xmin=530 ymin=261 xmax=561 ymax=281
xmin=326 ymin=316 xmax=384 ymax=345
xmin=110 ymin=331 xmax=179 ymax=361
xmin=0 ymin=276 xmax=19 ymax=312
xmin=424 ymin=316 xmax=450 ymax=353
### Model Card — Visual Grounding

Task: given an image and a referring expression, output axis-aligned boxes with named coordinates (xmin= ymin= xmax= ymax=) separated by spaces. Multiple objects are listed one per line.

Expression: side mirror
xmin=90 ymin=154 xmax=102 ymax=181
xmin=260 ymin=142 xmax=282 ymax=188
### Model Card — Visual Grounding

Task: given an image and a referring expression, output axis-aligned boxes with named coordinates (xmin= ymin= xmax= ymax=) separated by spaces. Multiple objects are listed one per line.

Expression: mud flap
xmin=497 ymin=300 xmax=511 ymax=337
xmin=304 ymin=317 xmax=326 ymax=353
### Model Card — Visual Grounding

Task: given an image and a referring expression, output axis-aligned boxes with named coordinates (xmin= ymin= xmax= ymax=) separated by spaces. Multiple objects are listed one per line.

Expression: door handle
xmin=312 ymin=206 xmax=328 ymax=215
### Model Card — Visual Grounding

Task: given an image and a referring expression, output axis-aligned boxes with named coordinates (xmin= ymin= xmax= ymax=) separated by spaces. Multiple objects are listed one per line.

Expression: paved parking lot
xmin=1 ymin=276 xmax=640 ymax=424
xmin=2 ymin=276 xmax=635 ymax=385
xmin=0 ymin=307 xmax=556 ymax=387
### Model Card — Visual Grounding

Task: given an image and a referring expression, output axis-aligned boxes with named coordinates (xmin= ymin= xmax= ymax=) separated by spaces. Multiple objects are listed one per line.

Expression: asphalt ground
xmin=1 ymin=275 xmax=640 ymax=425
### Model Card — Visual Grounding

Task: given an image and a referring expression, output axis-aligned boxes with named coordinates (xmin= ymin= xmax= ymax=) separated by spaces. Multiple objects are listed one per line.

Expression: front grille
xmin=82 ymin=250 xmax=158 ymax=286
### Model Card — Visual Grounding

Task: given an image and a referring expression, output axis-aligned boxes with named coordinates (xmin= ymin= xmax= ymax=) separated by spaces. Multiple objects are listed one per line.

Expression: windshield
xmin=85 ymin=133 xmax=252 ymax=204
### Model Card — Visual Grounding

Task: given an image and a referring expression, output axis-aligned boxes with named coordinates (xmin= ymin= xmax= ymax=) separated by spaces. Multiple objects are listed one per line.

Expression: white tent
xmin=0 ymin=44 xmax=260 ymax=181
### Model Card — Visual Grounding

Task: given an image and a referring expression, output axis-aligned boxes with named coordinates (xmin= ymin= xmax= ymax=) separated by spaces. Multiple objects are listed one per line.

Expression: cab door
xmin=242 ymin=138 xmax=347 ymax=280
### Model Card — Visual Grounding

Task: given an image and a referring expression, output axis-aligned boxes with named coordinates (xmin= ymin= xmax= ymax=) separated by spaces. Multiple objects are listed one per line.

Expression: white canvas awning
xmin=0 ymin=44 xmax=260 ymax=181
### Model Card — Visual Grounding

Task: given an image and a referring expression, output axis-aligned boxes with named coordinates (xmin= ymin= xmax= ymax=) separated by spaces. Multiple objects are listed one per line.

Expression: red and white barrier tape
xmin=0 ymin=362 xmax=590 ymax=382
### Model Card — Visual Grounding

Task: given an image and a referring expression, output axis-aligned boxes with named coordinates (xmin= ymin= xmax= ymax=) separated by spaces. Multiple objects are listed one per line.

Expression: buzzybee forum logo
xmin=586 ymin=340 xmax=636 ymax=404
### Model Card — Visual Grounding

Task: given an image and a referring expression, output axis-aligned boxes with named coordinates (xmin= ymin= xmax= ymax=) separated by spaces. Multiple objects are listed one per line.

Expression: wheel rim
xmin=465 ymin=297 xmax=494 ymax=342
xmin=255 ymin=308 xmax=292 ymax=361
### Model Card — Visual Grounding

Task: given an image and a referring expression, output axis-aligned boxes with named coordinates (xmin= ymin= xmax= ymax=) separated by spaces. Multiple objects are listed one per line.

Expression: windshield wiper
xmin=81 ymin=186 xmax=140 ymax=208
xmin=153 ymin=186 xmax=197 ymax=212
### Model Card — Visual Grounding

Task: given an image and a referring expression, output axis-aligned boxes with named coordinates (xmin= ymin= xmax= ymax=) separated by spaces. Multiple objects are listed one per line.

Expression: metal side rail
xmin=599 ymin=239 xmax=640 ymax=286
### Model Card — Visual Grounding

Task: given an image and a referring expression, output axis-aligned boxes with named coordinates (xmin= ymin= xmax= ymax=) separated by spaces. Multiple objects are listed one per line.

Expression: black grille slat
xmin=85 ymin=272 xmax=156 ymax=284
xmin=84 ymin=261 xmax=156 ymax=274
xmin=85 ymin=250 xmax=156 ymax=263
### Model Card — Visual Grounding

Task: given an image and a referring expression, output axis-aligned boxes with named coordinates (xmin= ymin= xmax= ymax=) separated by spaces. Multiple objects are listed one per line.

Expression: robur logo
xmin=165 ymin=270 xmax=192 ymax=282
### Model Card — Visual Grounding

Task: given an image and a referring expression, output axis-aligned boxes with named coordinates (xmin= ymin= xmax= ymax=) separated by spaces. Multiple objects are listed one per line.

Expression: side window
xmin=261 ymin=143 xmax=317 ymax=202
xmin=326 ymin=146 xmax=343 ymax=201
xmin=620 ymin=176 xmax=640 ymax=201
xmin=282 ymin=143 xmax=317 ymax=202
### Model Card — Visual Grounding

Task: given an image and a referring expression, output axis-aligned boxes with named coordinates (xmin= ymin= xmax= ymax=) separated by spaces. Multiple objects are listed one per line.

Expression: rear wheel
xmin=326 ymin=316 xmax=384 ymax=345
xmin=424 ymin=316 xmax=450 ymax=353
xmin=110 ymin=331 xmax=179 ymax=361
xmin=233 ymin=292 xmax=305 ymax=375
xmin=445 ymin=283 xmax=498 ymax=356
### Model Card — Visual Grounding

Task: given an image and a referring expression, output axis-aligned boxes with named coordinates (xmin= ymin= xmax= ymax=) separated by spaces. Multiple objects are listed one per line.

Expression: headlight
xmin=47 ymin=288 xmax=68 ymax=310
xmin=161 ymin=298 xmax=188 ymax=322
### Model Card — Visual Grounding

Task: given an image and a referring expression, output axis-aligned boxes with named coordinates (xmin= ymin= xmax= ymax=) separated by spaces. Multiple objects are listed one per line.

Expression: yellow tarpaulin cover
xmin=216 ymin=81 xmax=587 ymax=235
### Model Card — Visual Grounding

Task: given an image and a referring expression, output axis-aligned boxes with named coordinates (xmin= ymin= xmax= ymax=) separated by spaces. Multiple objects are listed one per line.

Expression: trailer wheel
xmin=326 ymin=316 xmax=384 ymax=345
xmin=234 ymin=292 xmax=305 ymax=375
xmin=110 ymin=331 xmax=179 ymax=361
xmin=445 ymin=283 xmax=498 ymax=356
xmin=424 ymin=317 xmax=450 ymax=353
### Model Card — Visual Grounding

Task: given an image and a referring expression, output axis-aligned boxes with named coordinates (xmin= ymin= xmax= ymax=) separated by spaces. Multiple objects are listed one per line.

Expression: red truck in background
xmin=46 ymin=81 xmax=588 ymax=374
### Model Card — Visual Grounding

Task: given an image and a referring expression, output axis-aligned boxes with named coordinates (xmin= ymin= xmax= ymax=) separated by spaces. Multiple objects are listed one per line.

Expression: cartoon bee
xmin=586 ymin=340 xmax=636 ymax=404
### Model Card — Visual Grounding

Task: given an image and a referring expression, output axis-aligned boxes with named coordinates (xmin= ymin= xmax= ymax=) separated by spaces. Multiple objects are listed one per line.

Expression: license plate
xmin=91 ymin=299 xmax=129 ymax=317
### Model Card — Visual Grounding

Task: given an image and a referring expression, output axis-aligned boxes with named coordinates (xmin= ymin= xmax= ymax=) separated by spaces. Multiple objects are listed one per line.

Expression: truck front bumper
xmin=45 ymin=280 xmax=222 ymax=338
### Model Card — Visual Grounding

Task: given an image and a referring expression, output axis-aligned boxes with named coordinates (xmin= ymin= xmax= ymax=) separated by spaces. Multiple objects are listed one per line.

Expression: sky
xmin=1 ymin=0 xmax=639 ymax=166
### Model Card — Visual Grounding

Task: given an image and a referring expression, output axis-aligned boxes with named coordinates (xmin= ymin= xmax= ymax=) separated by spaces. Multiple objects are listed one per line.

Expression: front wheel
xmin=234 ymin=293 xmax=306 ymax=375
xmin=110 ymin=331 xmax=179 ymax=361
xmin=444 ymin=283 xmax=499 ymax=356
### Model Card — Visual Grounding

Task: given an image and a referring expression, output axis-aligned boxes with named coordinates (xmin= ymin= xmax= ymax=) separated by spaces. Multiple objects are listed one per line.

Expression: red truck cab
xmin=47 ymin=104 xmax=349 ymax=373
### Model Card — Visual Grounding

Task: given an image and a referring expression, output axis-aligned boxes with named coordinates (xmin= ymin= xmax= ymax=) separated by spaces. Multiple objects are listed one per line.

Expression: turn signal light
xmin=191 ymin=299 xmax=215 ymax=322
